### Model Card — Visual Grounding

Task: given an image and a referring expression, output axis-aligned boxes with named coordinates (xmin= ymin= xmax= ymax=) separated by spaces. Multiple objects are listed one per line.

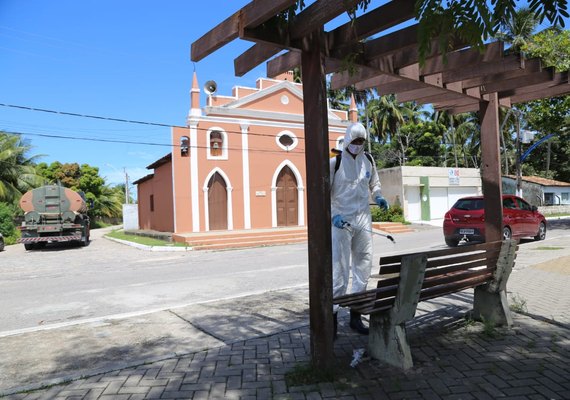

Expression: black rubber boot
xmin=349 ymin=310 xmax=369 ymax=335
xmin=333 ymin=312 xmax=338 ymax=340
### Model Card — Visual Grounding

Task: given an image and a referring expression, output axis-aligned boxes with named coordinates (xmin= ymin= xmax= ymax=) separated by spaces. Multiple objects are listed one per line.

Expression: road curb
xmin=104 ymin=235 xmax=193 ymax=251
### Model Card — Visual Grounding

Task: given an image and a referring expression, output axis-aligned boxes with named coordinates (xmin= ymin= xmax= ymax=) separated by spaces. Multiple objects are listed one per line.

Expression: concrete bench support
xmin=368 ymin=254 xmax=427 ymax=369
xmin=472 ymin=239 xmax=517 ymax=327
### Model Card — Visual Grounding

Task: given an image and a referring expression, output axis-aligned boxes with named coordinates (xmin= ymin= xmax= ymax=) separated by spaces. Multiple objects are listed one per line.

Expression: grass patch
xmin=533 ymin=246 xmax=564 ymax=250
xmin=285 ymin=362 xmax=337 ymax=387
xmin=509 ymin=294 xmax=528 ymax=313
xmin=543 ymin=213 xmax=570 ymax=218
xmin=481 ymin=317 xmax=499 ymax=338
xmin=106 ymin=229 xmax=187 ymax=247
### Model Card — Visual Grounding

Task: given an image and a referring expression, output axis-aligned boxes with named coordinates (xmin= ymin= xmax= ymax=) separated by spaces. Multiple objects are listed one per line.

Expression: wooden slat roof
xmin=191 ymin=0 xmax=570 ymax=110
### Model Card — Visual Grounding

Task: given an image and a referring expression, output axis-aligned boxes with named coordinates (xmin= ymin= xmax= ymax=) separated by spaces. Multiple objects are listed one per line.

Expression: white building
xmin=379 ymin=166 xmax=482 ymax=222
xmin=503 ymin=175 xmax=570 ymax=206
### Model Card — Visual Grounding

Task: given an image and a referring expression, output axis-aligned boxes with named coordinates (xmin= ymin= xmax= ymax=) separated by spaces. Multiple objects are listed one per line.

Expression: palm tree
xmin=368 ymin=95 xmax=422 ymax=164
xmin=0 ymin=132 xmax=43 ymax=203
xmin=92 ymin=185 xmax=123 ymax=219
xmin=433 ymin=110 xmax=486 ymax=168
xmin=496 ymin=7 xmax=539 ymax=53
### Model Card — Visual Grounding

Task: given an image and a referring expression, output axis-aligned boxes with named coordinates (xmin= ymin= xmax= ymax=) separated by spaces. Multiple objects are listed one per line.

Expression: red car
xmin=443 ymin=195 xmax=547 ymax=247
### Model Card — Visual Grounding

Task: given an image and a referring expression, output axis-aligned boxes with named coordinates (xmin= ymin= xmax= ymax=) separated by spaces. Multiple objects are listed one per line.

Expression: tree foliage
xmin=522 ymin=27 xmax=570 ymax=71
xmin=36 ymin=161 xmax=123 ymax=220
xmin=415 ymin=0 xmax=568 ymax=63
xmin=0 ymin=132 xmax=44 ymax=204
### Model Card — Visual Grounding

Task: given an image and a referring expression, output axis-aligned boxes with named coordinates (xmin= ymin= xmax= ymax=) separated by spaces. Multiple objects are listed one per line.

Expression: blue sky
xmin=0 ymin=0 xmax=266 ymax=186
xmin=1 ymin=1 xmax=567 ymax=189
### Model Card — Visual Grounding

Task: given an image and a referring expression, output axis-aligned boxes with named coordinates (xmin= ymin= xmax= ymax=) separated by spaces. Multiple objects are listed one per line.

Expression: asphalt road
xmin=1 ymin=219 xmax=568 ymax=336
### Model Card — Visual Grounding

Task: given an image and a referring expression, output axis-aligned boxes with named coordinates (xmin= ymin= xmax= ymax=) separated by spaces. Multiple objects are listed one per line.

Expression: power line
xmin=0 ymin=102 xmax=345 ymax=145
xmin=2 ymin=129 xmax=308 ymax=156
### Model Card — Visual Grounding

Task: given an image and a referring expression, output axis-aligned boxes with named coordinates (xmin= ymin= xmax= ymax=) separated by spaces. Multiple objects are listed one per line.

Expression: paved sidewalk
xmin=1 ymin=238 xmax=569 ymax=399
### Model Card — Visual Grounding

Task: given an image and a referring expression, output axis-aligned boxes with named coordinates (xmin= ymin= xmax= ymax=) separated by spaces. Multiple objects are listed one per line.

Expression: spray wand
xmin=342 ymin=220 xmax=396 ymax=244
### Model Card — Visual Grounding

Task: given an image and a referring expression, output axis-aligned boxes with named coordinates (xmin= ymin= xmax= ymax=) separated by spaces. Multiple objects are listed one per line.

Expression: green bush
xmin=0 ymin=202 xmax=20 ymax=245
xmin=371 ymin=204 xmax=406 ymax=223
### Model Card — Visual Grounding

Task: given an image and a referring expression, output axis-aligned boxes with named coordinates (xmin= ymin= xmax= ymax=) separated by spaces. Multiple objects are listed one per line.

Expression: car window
xmin=515 ymin=198 xmax=532 ymax=211
xmin=503 ymin=198 xmax=516 ymax=209
xmin=453 ymin=199 xmax=484 ymax=210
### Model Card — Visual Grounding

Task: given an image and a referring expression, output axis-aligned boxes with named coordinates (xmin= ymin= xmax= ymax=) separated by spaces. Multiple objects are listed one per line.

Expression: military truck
xmin=18 ymin=185 xmax=90 ymax=250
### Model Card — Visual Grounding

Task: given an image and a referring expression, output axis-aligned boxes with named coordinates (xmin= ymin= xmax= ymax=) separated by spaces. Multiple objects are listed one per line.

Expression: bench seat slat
xmin=371 ymin=256 xmax=499 ymax=281
xmin=358 ymin=272 xmax=494 ymax=315
xmin=379 ymin=241 xmax=503 ymax=266
xmin=419 ymin=273 xmax=493 ymax=301
xmin=334 ymin=284 xmax=398 ymax=306
xmin=422 ymin=268 xmax=493 ymax=289
xmin=379 ymin=251 xmax=500 ymax=275
xmin=425 ymin=249 xmax=501 ymax=269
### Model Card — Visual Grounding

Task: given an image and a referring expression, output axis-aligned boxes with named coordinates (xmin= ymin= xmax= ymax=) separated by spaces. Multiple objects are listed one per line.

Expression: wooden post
xmin=479 ymin=93 xmax=503 ymax=242
xmin=301 ymin=29 xmax=334 ymax=369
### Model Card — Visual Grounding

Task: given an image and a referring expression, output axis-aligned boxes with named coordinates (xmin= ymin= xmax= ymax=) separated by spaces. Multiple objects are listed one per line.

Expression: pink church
xmin=134 ymin=72 xmax=358 ymax=240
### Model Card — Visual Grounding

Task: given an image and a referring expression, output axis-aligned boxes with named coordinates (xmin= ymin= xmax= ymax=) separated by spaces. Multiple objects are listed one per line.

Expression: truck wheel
xmin=24 ymin=243 xmax=35 ymax=251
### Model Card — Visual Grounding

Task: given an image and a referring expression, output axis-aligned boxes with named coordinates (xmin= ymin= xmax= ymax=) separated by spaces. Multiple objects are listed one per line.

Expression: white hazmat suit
xmin=330 ymin=123 xmax=383 ymax=319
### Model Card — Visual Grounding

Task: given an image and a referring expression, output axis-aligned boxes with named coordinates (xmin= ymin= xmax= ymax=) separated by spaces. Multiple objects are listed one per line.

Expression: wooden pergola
xmin=191 ymin=0 xmax=570 ymax=368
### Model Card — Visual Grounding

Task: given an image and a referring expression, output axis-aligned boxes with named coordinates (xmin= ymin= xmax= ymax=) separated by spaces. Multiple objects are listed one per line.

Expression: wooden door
xmin=276 ymin=166 xmax=298 ymax=226
xmin=208 ymin=172 xmax=227 ymax=230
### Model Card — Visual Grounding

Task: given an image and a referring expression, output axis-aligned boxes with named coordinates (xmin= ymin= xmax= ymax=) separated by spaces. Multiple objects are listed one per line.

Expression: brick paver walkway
xmin=4 ymin=310 xmax=569 ymax=400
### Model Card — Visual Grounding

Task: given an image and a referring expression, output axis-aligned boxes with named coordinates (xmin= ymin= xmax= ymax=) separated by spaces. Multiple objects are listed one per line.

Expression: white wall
xmin=544 ymin=187 xmax=570 ymax=205
xmin=123 ymin=204 xmax=139 ymax=230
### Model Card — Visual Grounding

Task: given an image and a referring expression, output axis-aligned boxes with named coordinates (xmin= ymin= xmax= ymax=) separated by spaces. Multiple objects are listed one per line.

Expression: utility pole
xmin=124 ymin=168 xmax=130 ymax=204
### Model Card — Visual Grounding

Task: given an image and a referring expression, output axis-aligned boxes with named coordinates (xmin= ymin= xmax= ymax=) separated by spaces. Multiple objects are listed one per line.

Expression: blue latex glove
xmin=375 ymin=196 xmax=389 ymax=210
xmin=332 ymin=214 xmax=346 ymax=229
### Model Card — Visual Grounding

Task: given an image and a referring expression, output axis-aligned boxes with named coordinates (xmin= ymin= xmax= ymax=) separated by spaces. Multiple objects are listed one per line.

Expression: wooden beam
xmin=354 ymin=74 xmax=400 ymax=91
xmin=238 ymin=0 xmax=367 ymax=79
xmin=235 ymin=44 xmax=284 ymax=77
xmin=375 ymin=79 xmax=427 ymax=96
xmin=446 ymin=97 xmax=511 ymax=114
xmin=301 ymin=29 xmax=334 ymax=369
xmin=413 ymin=90 xmax=473 ymax=105
xmin=446 ymin=103 xmax=482 ymax=114
xmin=460 ymin=58 xmax=543 ymax=89
xmin=396 ymin=87 xmax=440 ymax=103
xmin=330 ymin=35 xmax=464 ymax=90
xmin=510 ymin=82 xmax=570 ymax=104
xmin=401 ymin=41 xmax=503 ymax=77
xmin=267 ymin=50 xmax=301 ymax=78
xmin=191 ymin=0 xmax=297 ymax=62
xmin=191 ymin=12 xmax=241 ymax=62
xmin=326 ymin=0 xmax=415 ymax=50
xmin=267 ymin=0 xmax=416 ymax=80
xmin=331 ymin=65 xmax=396 ymax=91
xmin=360 ymin=25 xmax=420 ymax=61
xmin=479 ymin=93 xmax=503 ymax=243
xmin=498 ymin=71 xmax=568 ymax=98
xmin=479 ymin=69 xmax=554 ymax=94
xmin=431 ymin=96 xmax=478 ymax=108
xmin=442 ymin=55 xmax=524 ymax=84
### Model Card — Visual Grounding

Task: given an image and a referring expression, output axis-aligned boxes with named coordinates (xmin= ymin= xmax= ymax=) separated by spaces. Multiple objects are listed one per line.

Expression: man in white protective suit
xmin=330 ymin=122 xmax=388 ymax=338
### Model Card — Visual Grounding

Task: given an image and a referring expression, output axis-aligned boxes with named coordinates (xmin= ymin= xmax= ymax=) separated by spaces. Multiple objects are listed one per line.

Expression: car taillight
xmin=444 ymin=212 xmax=452 ymax=221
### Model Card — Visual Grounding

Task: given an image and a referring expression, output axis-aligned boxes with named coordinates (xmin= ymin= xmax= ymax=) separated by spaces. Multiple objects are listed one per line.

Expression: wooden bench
xmin=333 ymin=239 xmax=518 ymax=369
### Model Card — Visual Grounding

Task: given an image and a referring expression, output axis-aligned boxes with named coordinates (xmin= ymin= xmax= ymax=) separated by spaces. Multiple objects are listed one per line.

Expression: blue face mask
xmin=348 ymin=143 xmax=364 ymax=155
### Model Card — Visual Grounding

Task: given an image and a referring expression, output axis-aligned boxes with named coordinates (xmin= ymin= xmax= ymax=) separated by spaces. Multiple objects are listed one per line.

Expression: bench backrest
xmin=360 ymin=241 xmax=511 ymax=314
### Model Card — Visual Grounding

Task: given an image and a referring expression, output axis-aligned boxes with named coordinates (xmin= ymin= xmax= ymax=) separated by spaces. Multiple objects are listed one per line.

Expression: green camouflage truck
xmin=18 ymin=185 xmax=90 ymax=250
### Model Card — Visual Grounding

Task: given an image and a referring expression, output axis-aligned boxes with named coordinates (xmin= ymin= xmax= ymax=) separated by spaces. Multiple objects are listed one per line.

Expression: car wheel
xmin=534 ymin=222 xmax=546 ymax=241
xmin=445 ymin=238 xmax=459 ymax=247
xmin=0 ymin=238 xmax=4 ymax=252
xmin=503 ymin=226 xmax=512 ymax=240
xmin=24 ymin=243 xmax=35 ymax=251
